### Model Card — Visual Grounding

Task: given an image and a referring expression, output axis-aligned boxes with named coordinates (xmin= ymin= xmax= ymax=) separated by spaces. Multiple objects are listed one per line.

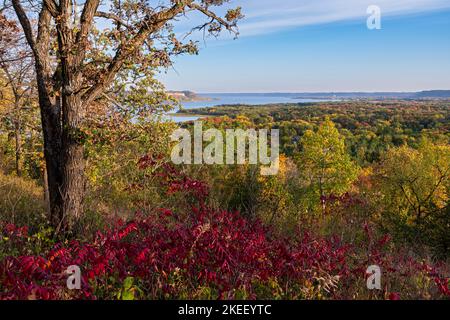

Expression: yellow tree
xmin=258 ymin=154 xmax=296 ymax=228
xmin=0 ymin=73 xmax=14 ymax=114
xmin=377 ymin=140 xmax=450 ymax=223
xmin=0 ymin=13 xmax=37 ymax=177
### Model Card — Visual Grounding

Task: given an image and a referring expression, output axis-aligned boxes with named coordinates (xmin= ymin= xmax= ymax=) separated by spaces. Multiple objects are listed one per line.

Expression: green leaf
xmin=123 ymin=277 xmax=134 ymax=290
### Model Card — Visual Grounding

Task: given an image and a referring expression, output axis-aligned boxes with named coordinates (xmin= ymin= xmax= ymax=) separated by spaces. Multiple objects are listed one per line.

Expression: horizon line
xmin=177 ymin=89 xmax=450 ymax=94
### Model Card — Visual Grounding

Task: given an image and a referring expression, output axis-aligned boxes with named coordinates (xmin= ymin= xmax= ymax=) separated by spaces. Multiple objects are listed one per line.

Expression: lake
xmin=167 ymin=93 xmax=323 ymax=122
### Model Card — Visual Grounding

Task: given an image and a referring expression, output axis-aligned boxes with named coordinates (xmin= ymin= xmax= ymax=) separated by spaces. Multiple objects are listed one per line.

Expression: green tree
xmin=296 ymin=119 xmax=359 ymax=214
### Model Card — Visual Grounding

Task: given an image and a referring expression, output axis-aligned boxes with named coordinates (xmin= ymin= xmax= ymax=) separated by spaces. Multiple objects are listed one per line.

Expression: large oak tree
xmin=7 ymin=0 xmax=241 ymax=234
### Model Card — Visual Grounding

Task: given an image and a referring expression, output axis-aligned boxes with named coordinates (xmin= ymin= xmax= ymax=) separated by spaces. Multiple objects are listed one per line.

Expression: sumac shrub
xmin=0 ymin=158 xmax=448 ymax=300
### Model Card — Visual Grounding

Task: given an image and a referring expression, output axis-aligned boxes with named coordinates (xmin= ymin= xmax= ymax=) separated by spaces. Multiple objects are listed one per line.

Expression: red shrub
xmin=0 ymin=159 xmax=448 ymax=300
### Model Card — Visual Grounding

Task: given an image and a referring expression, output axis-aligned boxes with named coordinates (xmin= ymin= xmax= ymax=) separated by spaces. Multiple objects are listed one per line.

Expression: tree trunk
xmin=39 ymin=97 xmax=65 ymax=232
xmin=60 ymin=139 xmax=85 ymax=230
xmin=59 ymin=94 xmax=86 ymax=234
xmin=42 ymin=164 xmax=51 ymax=217
xmin=40 ymin=97 xmax=86 ymax=235
xmin=12 ymin=0 xmax=87 ymax=236
xmin=319 ymin=177 xmax=326 ymax=215
xmin=56 ymin=21 xmax=87 ymax=232
xmin=14 ymin=118 xmax=22 ymax=176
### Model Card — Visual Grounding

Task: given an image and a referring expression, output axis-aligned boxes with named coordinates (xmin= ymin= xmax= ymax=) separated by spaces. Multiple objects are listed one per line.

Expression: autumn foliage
xmin=0 ymin=159 xmax=448 ymax=300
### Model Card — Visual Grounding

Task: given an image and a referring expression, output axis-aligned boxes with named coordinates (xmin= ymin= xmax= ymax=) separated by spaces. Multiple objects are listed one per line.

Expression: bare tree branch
xmin=188 ymin=2 xmax=237 ymax=34
xmin=11 ymin=0 xmax=36 ymax=51
xmin=75 ymin=0 xmax=100 ymax=48
xmin=95 ymin=11 xmax=133 ymax=29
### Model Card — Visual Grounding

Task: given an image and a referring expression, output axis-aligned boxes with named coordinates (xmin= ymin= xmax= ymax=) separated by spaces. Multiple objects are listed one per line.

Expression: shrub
xmin=0 ymin=161 xmax=448 ymax=300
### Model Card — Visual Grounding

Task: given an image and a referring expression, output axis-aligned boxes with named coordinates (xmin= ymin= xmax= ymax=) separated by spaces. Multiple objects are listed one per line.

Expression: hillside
xmin=167 ymin=90 xmax=213 ymax=102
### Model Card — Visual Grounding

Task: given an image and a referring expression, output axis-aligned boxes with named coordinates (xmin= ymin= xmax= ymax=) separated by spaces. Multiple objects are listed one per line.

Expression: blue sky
xmin=159 ymin=0 xmax=450 ymax=93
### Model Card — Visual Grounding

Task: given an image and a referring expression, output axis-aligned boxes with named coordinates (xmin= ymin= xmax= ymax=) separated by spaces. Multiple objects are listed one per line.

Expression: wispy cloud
xmin=177 ymin=0 xmax=450 ymax=37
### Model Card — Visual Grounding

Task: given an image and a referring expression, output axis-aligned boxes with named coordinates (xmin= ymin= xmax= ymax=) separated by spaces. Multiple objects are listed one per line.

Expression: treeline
xmin=178 ymin=101 xmax=450 ymax=259
xmin=181 ymin=101 xmax=450 ymax=163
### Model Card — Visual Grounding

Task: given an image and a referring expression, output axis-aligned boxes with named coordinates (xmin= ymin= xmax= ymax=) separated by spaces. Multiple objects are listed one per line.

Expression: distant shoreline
xmin=168 ymin=90 xmax=215 ymax=102
xmin=193 ymin=90 xmax=450 ymax=100
xmin=168 ymin=113 xmax=211 ymax=118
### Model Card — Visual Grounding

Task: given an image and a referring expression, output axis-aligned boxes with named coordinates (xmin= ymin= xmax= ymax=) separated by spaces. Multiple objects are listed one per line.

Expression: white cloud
xmin=176 ymin=0 xmax=450 ymax=37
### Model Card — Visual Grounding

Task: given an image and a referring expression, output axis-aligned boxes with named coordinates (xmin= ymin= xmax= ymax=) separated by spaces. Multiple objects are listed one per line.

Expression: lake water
xmin=167 ymin=93 xmax=322 ymax=122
